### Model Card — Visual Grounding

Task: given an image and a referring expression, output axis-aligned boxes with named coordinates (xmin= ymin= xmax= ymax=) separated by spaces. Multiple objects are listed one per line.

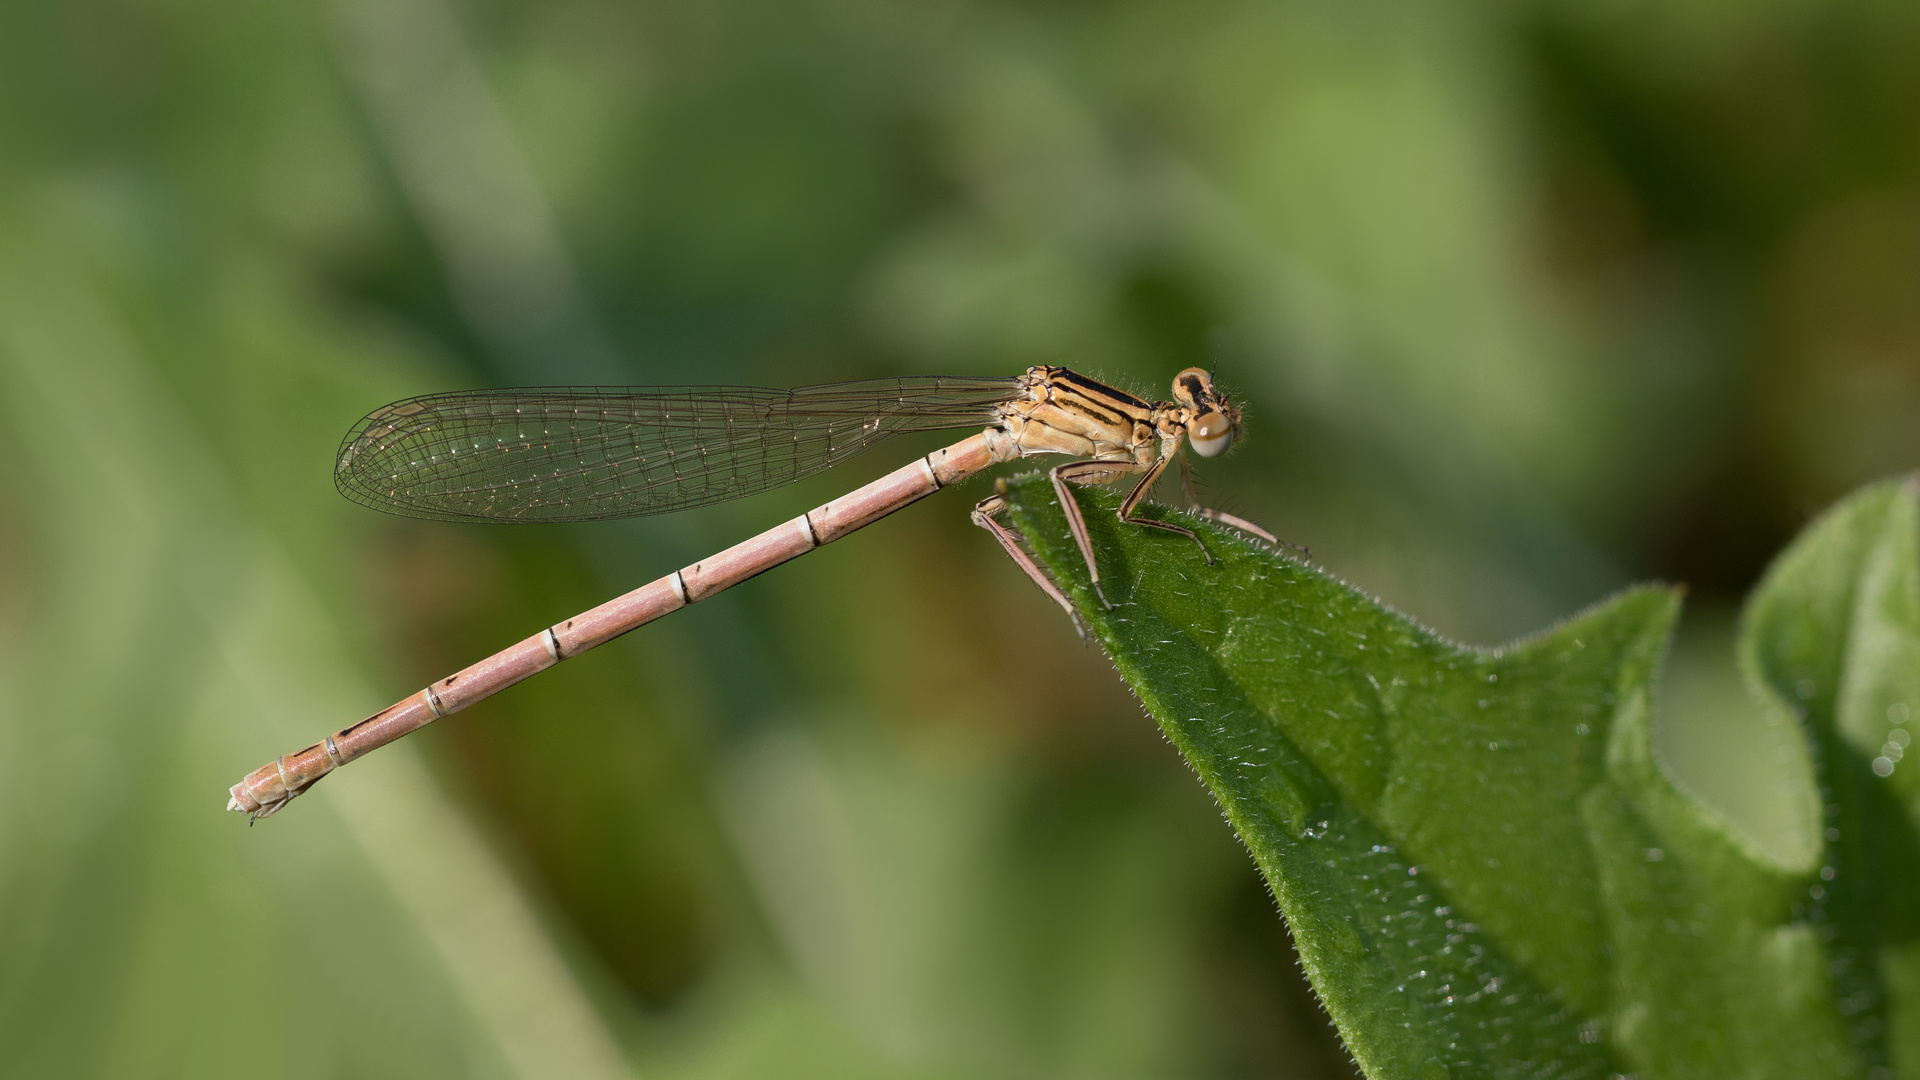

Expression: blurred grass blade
xmin=999 ymin=472 xmax=1920 ymax=1078
xmin=0 ymin=203 xmax=633 ymax=1078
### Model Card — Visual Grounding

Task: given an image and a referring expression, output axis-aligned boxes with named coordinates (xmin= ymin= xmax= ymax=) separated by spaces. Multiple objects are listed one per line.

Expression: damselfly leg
xmin=970 ymin=490 xmax=1086 ymax=637
xmin=1048 ymin=457 xmax=1210 ymax=608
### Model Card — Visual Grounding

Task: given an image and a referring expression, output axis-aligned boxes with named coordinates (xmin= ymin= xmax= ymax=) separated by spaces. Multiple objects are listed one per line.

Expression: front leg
xmin=1177 ymin=454 xmax=1298 ymax=553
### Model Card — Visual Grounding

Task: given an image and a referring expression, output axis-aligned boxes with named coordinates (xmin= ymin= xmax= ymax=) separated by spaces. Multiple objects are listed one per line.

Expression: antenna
xmin=1207 ymin=324 xmax=1235 ymax=384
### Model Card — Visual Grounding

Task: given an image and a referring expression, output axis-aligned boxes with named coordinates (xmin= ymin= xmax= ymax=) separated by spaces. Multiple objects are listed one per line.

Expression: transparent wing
xmin=335 ymin=376 xmax=1020 ymax=522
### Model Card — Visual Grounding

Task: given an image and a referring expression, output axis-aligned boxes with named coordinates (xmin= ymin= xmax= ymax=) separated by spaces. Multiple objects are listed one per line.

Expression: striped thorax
xmin=989 ymin=365 xmax=1243 ymax=464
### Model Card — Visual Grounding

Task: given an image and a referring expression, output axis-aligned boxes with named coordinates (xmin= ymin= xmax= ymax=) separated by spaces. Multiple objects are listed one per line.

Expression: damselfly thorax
xmin=991 ymin=365 xmax=1236 ymax=464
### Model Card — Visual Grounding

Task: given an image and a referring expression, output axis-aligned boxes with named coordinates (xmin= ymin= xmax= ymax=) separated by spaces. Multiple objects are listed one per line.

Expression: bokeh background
xmin=0 ymin=0 xmax=1914 ymax=1075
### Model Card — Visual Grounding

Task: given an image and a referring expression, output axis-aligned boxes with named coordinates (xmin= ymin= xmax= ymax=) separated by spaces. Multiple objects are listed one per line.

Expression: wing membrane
xmin=335 ymin=377 xmax=1020 ymax=522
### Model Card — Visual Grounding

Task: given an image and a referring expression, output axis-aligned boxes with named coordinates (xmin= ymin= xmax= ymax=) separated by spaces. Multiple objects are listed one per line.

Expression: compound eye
xmin=1189 ymin=411 xmax=1233 ymax=458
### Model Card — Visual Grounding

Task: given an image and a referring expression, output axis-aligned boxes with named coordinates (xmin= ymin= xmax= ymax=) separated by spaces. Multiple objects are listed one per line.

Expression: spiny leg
xmin=1116 ymin=456 xmax=1211 ymax=566
xmin=1177 ymin=453 xmax=1304 ymax=555
xmin=971 ymin=491 xmax=1087 ymax=638
xmin=1197 ymin=508 xmax=1276 ymax=543
xmin=1049 ymin=458 xmax=1152 ymax=609
xmin=1189 ymin=500 xmax=1310 ymax=557
xmin=1049 ymin=456 xmax=1216 ymax=609
xmin=1179 ymin=454 xmax=1201 ymax=509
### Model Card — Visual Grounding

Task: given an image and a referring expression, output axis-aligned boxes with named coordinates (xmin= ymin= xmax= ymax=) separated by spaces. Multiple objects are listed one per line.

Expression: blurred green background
xmin=0 ymin=0 xmax=1914 ymax=1075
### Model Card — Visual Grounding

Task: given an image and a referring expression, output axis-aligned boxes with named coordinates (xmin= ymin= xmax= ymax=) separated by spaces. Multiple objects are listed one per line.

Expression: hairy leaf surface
xmin=999 ymin=473 xmax=1920 ymax=1079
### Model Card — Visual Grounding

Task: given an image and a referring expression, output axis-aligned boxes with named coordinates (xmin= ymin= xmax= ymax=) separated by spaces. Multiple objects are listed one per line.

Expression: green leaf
xmin=997 ymin=472 xmax=1920 ymax=1079
xmin=1736 ymin=478 xmax=1920 ymax=1072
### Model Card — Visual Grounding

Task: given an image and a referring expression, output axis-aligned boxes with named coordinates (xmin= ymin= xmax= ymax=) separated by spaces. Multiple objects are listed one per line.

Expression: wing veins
xmin=335 ymin=377 xmax=1018 ymax=522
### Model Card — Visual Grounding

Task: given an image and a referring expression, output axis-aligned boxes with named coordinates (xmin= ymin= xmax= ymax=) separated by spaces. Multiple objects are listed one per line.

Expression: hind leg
xmin=971 ymin=490 xmax=1086 ymax=637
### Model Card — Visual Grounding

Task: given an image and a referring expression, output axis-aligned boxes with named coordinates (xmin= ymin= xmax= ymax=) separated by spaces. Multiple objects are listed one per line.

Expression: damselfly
xmin=229 ymin=365 xmax=1264 ymax=819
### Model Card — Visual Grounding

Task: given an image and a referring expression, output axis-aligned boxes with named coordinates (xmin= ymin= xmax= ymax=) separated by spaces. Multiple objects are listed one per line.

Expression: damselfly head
xmin=1172 ymin=367 xmax=1240 ymax=458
